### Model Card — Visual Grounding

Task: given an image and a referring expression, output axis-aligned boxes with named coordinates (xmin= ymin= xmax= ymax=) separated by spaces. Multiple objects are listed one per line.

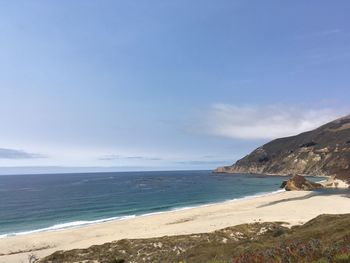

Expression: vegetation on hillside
xmin=40 ymin=214 xmax=350 ymax=263
xmin=215 ymin=115 xmax=350 ymax=182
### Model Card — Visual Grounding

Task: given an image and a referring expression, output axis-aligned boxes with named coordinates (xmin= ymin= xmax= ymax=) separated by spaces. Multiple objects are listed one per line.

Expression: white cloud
xmin=99 ymin=154 xmax=162 ymax=161
xmin=201 ymin=104 xmax=347 ymax=140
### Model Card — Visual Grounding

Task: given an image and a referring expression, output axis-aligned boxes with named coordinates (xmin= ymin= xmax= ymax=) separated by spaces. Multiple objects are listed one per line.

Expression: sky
xmin=0 ymin=1 xmax=350 ymax=173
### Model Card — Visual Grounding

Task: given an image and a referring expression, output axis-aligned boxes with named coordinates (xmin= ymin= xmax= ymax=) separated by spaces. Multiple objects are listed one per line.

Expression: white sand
xmin=1 ymin=190 xmax=350 ymax=263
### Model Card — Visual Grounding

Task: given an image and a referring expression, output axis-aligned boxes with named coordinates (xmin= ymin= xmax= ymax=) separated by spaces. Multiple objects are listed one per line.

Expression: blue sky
xmin=0 ymin=1 xmax=349 ymax=173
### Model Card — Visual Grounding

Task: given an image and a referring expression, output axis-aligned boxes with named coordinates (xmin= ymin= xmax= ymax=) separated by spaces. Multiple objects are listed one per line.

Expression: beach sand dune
xmin=1 ymin=190 xmax=350 ymax=263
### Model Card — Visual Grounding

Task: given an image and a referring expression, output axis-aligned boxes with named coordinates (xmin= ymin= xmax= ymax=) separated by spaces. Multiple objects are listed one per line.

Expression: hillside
xmin=39 ymin=214 xmax=350 ymax=263
xmin=215 ymin=115 xmax=350 ymax=182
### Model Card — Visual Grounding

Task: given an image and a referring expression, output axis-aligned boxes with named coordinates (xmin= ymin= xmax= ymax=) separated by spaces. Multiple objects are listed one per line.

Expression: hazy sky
xmin=0 ymin=1 xmax=349 ymax=172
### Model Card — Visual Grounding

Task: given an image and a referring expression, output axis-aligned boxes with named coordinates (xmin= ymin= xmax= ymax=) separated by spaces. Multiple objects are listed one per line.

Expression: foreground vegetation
xmin=40 ymin=214 xmax=350 ymax=263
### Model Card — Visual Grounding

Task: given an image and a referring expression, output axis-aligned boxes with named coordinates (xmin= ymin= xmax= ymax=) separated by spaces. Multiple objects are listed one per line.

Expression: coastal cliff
xmin=215 ymin=115 xmax=350 ymax=182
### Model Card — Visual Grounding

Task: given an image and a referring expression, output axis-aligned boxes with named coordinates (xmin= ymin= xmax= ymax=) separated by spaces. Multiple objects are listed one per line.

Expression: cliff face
xmin=215 ymin=115 xmax=350 ymax=181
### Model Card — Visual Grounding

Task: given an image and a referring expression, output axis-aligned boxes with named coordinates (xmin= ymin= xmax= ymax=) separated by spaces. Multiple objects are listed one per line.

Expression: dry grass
xmin=39 ymin=214 xmax=350 ymax=263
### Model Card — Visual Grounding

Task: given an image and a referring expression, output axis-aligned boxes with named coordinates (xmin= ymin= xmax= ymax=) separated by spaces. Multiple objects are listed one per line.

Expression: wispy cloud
xmin=99 ymin=154 xmax=162 ymax=161
xmin=197 ymin=104 xmax=347 ymax=140
xmin=174 ymin=160 xmax=231 ymax=166
xmin=0 ymin=148 xmax=46 ymax=159
xmin=297 ymin=29 xmax=341 ymax=39
xmin=312 ymin=29 xmax=341 ymax=37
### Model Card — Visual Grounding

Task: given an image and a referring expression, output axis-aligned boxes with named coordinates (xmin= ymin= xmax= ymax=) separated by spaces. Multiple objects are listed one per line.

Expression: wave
xmin=0 ymin=215 xmax=136 ymax=239
xmin=0 ymin=189 xmax=285 ymax=239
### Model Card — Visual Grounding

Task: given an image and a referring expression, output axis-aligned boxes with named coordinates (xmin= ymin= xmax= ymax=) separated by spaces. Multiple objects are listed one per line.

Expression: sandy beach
xmin=1 ymin=190 xmax=350 ymax=263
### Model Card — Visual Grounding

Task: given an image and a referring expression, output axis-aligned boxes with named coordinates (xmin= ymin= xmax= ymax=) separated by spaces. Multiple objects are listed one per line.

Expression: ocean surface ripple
xmin=0 ymin=170 xmax=302 ymax=238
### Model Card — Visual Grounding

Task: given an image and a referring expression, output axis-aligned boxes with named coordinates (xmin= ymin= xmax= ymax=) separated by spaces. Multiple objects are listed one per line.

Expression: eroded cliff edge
xmin=215 ymin=115 xmax=350 ymax=182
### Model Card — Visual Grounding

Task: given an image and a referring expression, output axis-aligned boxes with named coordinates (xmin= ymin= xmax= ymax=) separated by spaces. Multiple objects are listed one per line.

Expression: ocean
xmin=0 ymin=170 xmax=310 ymax=238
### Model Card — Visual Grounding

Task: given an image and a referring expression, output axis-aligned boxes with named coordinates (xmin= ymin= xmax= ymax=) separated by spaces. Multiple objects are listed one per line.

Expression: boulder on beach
xmin=280 ymin=175 xmax=323 ymax=191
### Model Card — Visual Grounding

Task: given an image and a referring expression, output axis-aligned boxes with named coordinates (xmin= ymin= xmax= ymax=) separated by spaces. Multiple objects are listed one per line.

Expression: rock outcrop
xmin=280 ymin=175 xmax=323 ymax=191
xmin=215 ymin=115 xmax=350 ymax=182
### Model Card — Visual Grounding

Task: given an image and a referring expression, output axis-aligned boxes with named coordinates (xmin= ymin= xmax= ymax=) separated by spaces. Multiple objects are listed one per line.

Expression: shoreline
xmin=1 ymin=189 xmax=350 ymax=263
xmin=0 ymin=189 xmax=285 ymax=239
xmin=0 ymin=174 xmax=327 ymax=240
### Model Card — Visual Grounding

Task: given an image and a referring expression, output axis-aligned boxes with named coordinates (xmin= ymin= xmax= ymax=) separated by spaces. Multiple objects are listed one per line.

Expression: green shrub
xmin=110 ymin=259 xmax=125 ymax=263
xmin=334 ymin=253 xmax=350 ymax=263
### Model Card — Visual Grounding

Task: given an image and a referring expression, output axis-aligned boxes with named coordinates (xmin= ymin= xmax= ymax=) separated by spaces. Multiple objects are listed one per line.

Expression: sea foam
xmin=0 ymin=215 xmax=136 ymax=238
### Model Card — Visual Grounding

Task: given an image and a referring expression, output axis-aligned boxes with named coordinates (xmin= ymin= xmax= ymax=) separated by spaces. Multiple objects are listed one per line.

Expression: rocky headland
xmin=215 ymin=115 xmax=350 ymax=184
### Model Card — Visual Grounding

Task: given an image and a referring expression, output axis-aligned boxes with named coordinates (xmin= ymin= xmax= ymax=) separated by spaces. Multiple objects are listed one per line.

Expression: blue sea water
xmin=0 ymin=170 xmax=313 ymax=237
